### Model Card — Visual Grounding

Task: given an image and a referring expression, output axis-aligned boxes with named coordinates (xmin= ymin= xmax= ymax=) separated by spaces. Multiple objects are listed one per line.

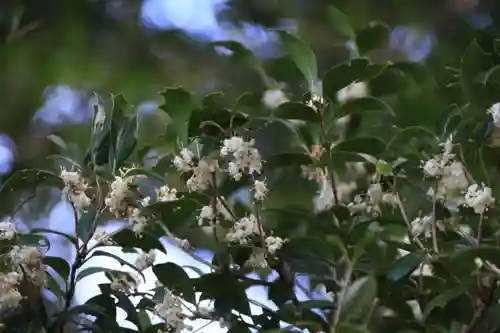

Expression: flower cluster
xmin=10 ymin=245 xmax=46 ymax=286
xmin=464 ymin=183 xmax=495 ymax=214
xmin=220 ymin=136 xmax=262 ymax=181
xmin=0 ymin=272 xmax=22 ymax=312
xmin=0 ymin=220 xmax=17 ymax=240
xmin=154 ymin=290 xmax=190 ymax=333
xmin=174 ymin=148 xmax=217 ymax=192
xmin=60 ymin=168 xmax=92 ymax=211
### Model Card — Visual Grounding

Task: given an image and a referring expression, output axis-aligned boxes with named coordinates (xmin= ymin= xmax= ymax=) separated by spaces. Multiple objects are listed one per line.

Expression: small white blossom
xmin=410 ymin=216 xmax=433 ymax=238
xmin=0 ymin=272 xmax=22 ymax=311
xmin=135 ymin=250 xmax=156 ymax=270
xmin=105 ymin=175 xmax=132 ymax=216
xmin=10 ymin=246 xmax=45 ymax=286
xmin=110 ymin=273 xmax=137 ymax=293
xmin=488 ymin=103 xmax=500 ymax=128
xmin=0 ymin=221 xmax=17 ymax=240
xmin=155 ymin=290 xmax=188 ymax=333
xmin=173 ymin=148 xmax=195 ymax=173
xmin=253 ymin=180 xmax=268 ymax=201
xmin=367 ymin=183 xmax=383 ymax=205
xmin=423 ymin=158 xmax=441 ymax=177
xmin=306 ymin=94 xmax=326 ymax=112
xmin=129 ymin=207 xmax=148 ymax=237
xmin=265 ymin=236 xmax=285 ymax=255
xmin=221 ymin=137 xmax=263 ymax=179
xmin=172 ymin=236 xmax=190 ymax=249
xmin=156 ymin=185 xmax=178 ymax=202
xmin=464 ymin=183 xmax=495 ymax=214
xmin=60 ymin=168 xmax=92 ymax=211
xmin=92 ymin=229 xmax=115 ymax=246
xmin=262 ymin=89 xmax=289 ymax=109
xmin=337 ymin=82 xmax=368 ymax=104
xmin=226 ymin=215 xmax=260 ymax=244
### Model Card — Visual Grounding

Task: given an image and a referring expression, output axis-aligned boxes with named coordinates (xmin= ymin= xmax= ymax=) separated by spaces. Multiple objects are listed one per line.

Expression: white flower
xmin=265 ymin=236 xmax=285 ymax=255
xmin=306 ymin=94 xmax=326 ymax=112
xmin=336 ymin=82 xmax=368 ymax=104
xmin=262 ymin=89 xmax=289 ymax=109
xmin=410 ymin=216 xmax=432 ymax=238
xmin=173 ymin=148 xmax=195 ymax=173
xmin=464 ymin=183 xmax=495 ymax=214
xmin=10 ymin=246 xmax=45 ymax=286
xmin=155 ymin=290 xmax=188 ymax=333
xmin=226 ymin=215 xmax=260 ymax=244
xmin=198 ymin=205 xmax=214 ymax=225
xmin=135 ymin=250 xmax=156 ymax=270
xmin=422 ymin=158 xmax=441 ymax=177
xmin=156 ymin=185 xmax=178 ymax=202
xmin=367 ymin=183 xmax=383 ymax=204
xmin=348 ymin=195 xmax=368 ymax=213
xmin=129 ymin=208 xmax=148 ymax=236
xmin=105 ymin=175 xmax=132 ymax=216
xmin=92 ymin=229 xmax=114 ymax=246
xmin=60 ymin=168 xmax=92 ymax=211
xmin=172 ymin=236 xmax=190 ymax=249
xmin=0 ymin=221 xmax=17 ymax=240
xmin=488 ymin=103 xmax=500 ymax=128
xmin=253 ymin=180 xmax=268 ymax=201
xmin=0 ymin=272 xmax=22 ymax=311
xmin=110 ymin=273 xmax=136 ymax=293
xmin=221 ymin=137 xmax=262 ymax=179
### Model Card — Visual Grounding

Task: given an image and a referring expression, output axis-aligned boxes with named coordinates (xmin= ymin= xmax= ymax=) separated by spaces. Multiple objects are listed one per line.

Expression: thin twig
xmin=332 ymin=260 xmax=353 ymax=331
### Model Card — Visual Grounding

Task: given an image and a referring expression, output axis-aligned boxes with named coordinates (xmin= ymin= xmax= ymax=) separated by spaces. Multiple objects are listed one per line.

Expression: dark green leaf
xmin=274 ymin=102 xmax=319 ymax=122
xmin=89 ymin=250 xmax=145 ymax=279
xmin=337 ymin=97 xmax=395 ymax=119
xmin=111 ymin=228 xmax=165 ymax=253
xmin=43 ymin=256 xmax=70 ymax=281
xmin=77 ymin=207 xmax=98 ymax=245
xmin=340 ymin=275 xmax=377 ymax=322
xmin=355 ymin=22 xmax=389 ymax=56
xmin=19 ymin=233 xmax=50 ymax=250
xmin=278 ymin=30 xmax=318 ymax=86
xmin=114 ymin=114 xmax=139 ymax=169
xmin=153 ymin=262 xmax=195 ymax=303
xmin=108 ymin=94 xmax=129 ymax=168
xmin=265 ymin=152 xmax=313 ymax=169
xmin=325 ymin=5 xmax=355 ymax=40
xmin=423 ymin=287 xmax=464 ymax=320
xmin=159 ymin=87 xmax=201 ymax=145
xmin=212 ymin=41 xmax=265 ymax=75
xmin=323 ymin=58 xmax=387 ymax=102
xmin=76 ymin=267 xmax=119 ymax=283
xmin=332 ymin=137 xmax=386 ymax=156
xmin=299 ymin=300 xmax=335 ymax=310
xmin=387 ymin=251 xmax=426 ymax=282
xmin=0 ymin=169 xmax=61 ymax=196
xmin=30 ymin=228 xmax=77 ymax=246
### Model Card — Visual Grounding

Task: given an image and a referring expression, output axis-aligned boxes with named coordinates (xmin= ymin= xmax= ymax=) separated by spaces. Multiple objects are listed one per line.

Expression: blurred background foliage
xmin=0 ymin=0 xmax=498 ymax=220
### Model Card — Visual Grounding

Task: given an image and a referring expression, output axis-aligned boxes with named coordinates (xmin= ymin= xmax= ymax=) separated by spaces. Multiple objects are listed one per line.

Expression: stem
xmin=396 ymin=195 xmax=428 ymax=253
xmin=477 ymin=214 xmax=484 ymax=247
xmin=318 ymin=110 xmax=339 ymax=204
xmin=431 ymin=188 xmax=439 ymax=253
xmin=332 ymin=260 xmax=353 ymax=330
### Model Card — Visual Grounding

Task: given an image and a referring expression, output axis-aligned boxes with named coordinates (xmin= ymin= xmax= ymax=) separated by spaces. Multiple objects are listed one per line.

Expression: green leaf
xmin=30 ymin=228 xmax=77 ymax=246
xmin=108 ymin=94 xmax=129 ymax=168
xmin=159 ymin=87 xmax=201 ymax=146
xmin=461 ymin=39 xmax=493 ymax=107
xmin=45 ymin=273 xmax=65 ymax=308
xmin=387 ymin=251 xmax=426 ymax=282
xmin=137 ymin=310 xmax=152 ymax=331
xmin=298 ymin=300 xmax=335 ymax=310
xmin=323 ymin=58 xmax=387 ymax=102
xmin=43 ymin=256 xmax=70 ymax=281
xmin=89 ymin=250 xmax=145 ymax=279
xmin=265 ymin=152 xmax=314 ymax=169
xmin=325 ymin=5 xmax=355 ymax=40
xmin=277 ymin=30 xmax=318 ymax=87
xmin=77 ymin=207 xmax=98 ymax=245
xmin=153 ymin=262 xmax=195 ymax=303
xmin=337 ymin=324 xmax=371 ymax=333
xmin=0 ymin=169 xmax=61 ymax=196
xmin=355 ymin=21 xmax=389 ymax=56
xmin=111 ymin=228 xmax=165 ymax=253
xmin=114 ymin=113 xmax=139 ymax=170
xmin=76 ymin=267 xmax=117 ymax=283
xmin=274 ymin=102 xmax=319 ymax=122
xmin=336 ymin=97 xmax=395 ymax=119
xmin=212 ymin=41 xmax=265 ymax=75
xmin=18 ymin=233 xmax=50 ymax=250
xmin=332 ymin=137 xmax=386 ymax=156
xmin=423 ymin=287 xmax=464 ymax=320
xmin=339 ymin=275 xmax=377 ymax=322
